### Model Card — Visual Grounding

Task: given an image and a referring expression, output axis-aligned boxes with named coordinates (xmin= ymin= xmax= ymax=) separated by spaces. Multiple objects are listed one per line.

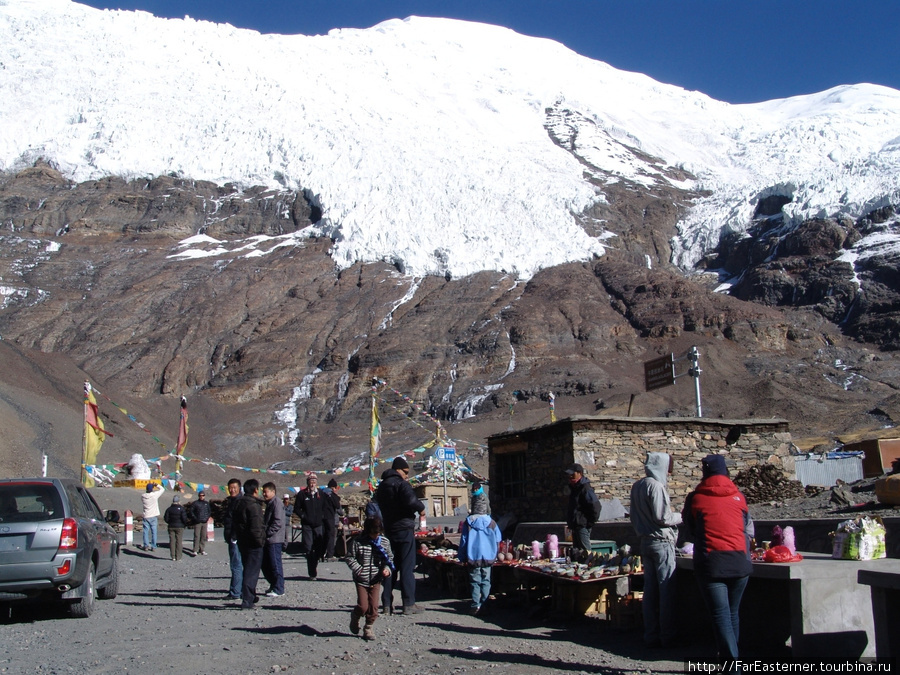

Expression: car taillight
xmin=56 ymin=559 xmax=71 ymax=575
xmin=59 ymin=518 xmax=78 ymax=550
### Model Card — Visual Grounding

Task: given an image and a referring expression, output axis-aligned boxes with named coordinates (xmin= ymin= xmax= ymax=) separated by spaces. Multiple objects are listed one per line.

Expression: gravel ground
xmin=0 ymin=527 xmax=763 ymax=675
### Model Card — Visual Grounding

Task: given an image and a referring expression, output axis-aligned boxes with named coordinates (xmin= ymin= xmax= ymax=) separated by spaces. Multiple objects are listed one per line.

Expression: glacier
xmin=1 ymin=0 xmax=899 ymax=278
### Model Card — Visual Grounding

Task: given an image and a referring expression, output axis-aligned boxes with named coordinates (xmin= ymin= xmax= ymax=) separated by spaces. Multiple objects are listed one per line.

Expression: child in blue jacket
xmin=458 ymin=485 xmax=502 ymax=615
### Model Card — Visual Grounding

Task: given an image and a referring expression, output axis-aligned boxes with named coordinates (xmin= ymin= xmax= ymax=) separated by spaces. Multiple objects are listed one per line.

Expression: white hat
xmin=283 ymin=494 xmax=290 ymax=499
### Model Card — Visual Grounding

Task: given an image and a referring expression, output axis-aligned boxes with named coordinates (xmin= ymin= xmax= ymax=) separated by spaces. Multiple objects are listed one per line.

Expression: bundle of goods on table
xmin=418 ymin=535 xmax=642 ymax=580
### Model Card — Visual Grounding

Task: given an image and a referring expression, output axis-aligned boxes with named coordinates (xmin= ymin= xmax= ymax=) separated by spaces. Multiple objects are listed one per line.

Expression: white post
xmin=206 ymin=517 xmax=215 ymax=542
xmin=124 ymin=509 xmax=133 ymax=547
xmin=41 ymin=453 xmax=48 ymax=477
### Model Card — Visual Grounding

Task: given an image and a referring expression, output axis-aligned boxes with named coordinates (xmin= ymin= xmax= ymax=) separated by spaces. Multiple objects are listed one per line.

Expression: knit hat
xmin=471 ymin=492 xmax=488 ymax=515
xmin=145 ymin=483 xmax=157 ymax=493
xmin=565 ymin=463 xmax=584 ymax=475
xmin=701 ymin=454 xmax=729 ymax=478
xmin=392 ymin=456 xmax=410 ymax=471
xmin=327 ymin=478 xmax=338 ymax=488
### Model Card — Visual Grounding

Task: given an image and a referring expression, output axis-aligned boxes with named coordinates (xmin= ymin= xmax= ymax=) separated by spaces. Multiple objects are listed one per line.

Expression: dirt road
xmin=0 ymin=526 xmax=728 ymax=675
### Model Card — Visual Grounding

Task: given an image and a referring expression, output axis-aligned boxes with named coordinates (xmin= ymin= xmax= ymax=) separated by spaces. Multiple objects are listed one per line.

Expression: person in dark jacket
xmin=222 ymin=478 xmax=243 ymax=600
xmin=682 ymin=454 xmax=754 ymax=661
xmin=163 ymin=493 xmax=188 ymax=561
xmin=565 ymin=464 xmax=601 ymax=552
xmin=261 ymin=482 xmax=285 ymax=597
xmin=281 ymin=494 xmax=293 ymax=551
xmin=458 ymin=486 xmax=502 ymax=615
xmin=375 ymin=456 xmax=425 ymax=615
xmin=295 ymin=474 xmax=328 ymax=579
xmin=323 ymin=478 xmax=343 ymax=561
xmin=189 ymin=491 xmax=211 ymax=556
xmin=233 ymin=479 xmax=266 ymax=609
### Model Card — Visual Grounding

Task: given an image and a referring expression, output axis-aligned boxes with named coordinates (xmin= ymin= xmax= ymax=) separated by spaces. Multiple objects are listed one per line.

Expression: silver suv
xmin=0 ymin=478 xmax=119 ymax=618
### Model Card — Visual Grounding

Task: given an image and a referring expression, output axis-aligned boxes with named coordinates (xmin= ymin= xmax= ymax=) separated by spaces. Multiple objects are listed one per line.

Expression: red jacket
xmin=682 ymin=475 xmax=754 ymax=578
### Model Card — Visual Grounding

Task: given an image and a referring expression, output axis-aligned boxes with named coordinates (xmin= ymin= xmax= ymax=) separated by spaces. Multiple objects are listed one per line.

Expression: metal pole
xmin=689 ymin=345 xmax=702 ymax=417
xmin=442 ymin=452 xmax=447 ymax=516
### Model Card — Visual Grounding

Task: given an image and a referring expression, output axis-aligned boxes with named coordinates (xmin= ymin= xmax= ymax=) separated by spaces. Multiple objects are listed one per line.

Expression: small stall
xmin=416 ymin=539 xmax=642 ymax=620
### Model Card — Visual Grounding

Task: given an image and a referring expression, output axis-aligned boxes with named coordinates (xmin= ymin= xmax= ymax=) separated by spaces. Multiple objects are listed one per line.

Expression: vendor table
xmin=417 ymin=553 xmax=639 ymax=618
xmin=857 ymin=569 xmax=900 ymax=659
xmin=677 ymin=551 xmax=900 ymax=659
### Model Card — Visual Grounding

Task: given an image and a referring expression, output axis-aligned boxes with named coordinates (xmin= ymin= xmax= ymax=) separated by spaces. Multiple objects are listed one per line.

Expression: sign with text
xmin=644 ymin=354 xmax=675 ymax=392
xmin=434 ymin=447 xmax=456 ymax=462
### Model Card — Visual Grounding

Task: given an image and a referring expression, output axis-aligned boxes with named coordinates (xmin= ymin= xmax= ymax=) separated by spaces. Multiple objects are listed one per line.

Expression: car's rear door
xmin=0 ymin=482 xmax=64 ymax=569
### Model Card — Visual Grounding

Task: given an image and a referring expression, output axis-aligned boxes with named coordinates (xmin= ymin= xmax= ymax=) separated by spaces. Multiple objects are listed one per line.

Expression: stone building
xmin=487 ymin=415 xmax=793 ymax=523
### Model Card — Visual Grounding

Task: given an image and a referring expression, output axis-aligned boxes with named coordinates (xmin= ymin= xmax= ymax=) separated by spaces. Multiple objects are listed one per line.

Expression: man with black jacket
xmin=376 ymin=456 xmax=425 ymax=615
xmin=565 ymin=463 xmax=601 ymax=552
xmin=233 ymin=479 xmax=266 ymax=609
xmin=189 ymin=491 xmax=211 ymax=556
xmin=222 ymin=478 xmax=243 ymax=600
xmin=295 ymin=474 xmax=327 ymax=580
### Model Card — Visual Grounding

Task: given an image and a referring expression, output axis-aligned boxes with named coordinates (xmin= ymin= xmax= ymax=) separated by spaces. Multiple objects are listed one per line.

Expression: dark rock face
xmin=2 ymin=164 xmax=900 ymax=479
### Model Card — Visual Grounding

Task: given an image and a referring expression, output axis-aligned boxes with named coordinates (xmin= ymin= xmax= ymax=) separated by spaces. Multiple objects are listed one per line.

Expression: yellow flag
xmin=83 ymin=383 xmax=110 ymax=466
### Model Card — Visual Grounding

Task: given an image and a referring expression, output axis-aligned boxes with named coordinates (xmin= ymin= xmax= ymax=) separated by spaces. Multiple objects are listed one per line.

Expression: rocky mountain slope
xmin=3 ymin=163 xmax=900 ymax=486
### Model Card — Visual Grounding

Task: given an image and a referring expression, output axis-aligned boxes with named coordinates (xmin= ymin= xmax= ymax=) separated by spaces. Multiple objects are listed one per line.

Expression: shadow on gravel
xmin=236 ymin=624 xmax=344 ymax=638
xmin=429 ymin=647 xmax=680 ymax=674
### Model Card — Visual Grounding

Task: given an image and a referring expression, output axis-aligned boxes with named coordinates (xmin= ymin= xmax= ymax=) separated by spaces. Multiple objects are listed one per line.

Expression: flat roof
xmin=488 ymin=415 xmax=790 ymax=441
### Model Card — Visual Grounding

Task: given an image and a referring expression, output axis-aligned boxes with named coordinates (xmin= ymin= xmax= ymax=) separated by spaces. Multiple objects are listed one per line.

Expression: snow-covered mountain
xmin=2 ymin=0 xmax=899 ymax=278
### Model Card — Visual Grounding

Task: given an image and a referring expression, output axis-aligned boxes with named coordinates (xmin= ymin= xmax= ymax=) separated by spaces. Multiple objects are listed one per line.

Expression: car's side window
xmin=65 ymin=485 xmax=90 ymax=519
xmin=80 ymin=488 xmax=105 ymax=520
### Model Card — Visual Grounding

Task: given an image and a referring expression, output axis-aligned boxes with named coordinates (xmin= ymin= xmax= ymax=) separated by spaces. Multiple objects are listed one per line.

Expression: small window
xmin=497 ymin=452 xmax=526 ymax=499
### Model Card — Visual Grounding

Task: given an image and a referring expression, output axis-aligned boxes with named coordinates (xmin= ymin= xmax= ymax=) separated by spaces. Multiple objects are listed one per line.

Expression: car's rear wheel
xmin=69 ymin=561 xmax=95 ymax=618
xmin=97 ymin=556 xmax=118 ymax=600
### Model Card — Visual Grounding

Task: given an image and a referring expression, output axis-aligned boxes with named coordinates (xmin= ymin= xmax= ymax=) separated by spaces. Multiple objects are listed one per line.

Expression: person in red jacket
xmin=682 ymin=454 xmax=755 ymax=661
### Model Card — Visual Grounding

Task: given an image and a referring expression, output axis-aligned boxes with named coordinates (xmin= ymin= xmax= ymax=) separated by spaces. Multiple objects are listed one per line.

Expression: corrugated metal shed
xmin=794 ymin=452 xmax=864 ymax=487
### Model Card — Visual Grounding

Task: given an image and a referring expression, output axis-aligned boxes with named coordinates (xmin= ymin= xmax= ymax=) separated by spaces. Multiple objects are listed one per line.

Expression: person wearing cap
xmin=682 ymin=454 xmax=754 ymax=661
xmin=189 ymin=490 xmax=211 ymax=556
xmin=375 ymin=456 xmax=426 ymax=615
xmin=322 ymin=477 xmax=344 ymax=561
xmin=140 ymin=482 xmax=164 ymax=552
xmin=458 ymin=484 xmax=502 ymax=615
xmin=295 ymin=474 xmax=328 ymax=580
xmin=630 ymin=452 xmax=682 ymax=648
xmin=163 ymin=493 xmax=189 ymax=561
xmin=565 ymin=463 xmax=601 ymax=553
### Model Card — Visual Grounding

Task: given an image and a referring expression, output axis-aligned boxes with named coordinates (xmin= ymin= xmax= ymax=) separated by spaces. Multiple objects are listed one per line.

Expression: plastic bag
xmin=763 ymin=545 xmax=803 ymax=563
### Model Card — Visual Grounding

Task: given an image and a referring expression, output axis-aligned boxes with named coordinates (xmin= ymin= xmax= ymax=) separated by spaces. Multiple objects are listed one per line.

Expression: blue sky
xmin=80 ymin=0 xmax=900 ymax=104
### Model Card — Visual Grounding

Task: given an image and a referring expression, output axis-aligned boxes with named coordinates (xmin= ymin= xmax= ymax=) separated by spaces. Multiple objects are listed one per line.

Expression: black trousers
xmin=238 ymin=543 xmax=263 ymax=609
xmin=382 ymin=528 xmax=416 ymax=609
xmin=301 ymin=523 xmax=326 ymax=577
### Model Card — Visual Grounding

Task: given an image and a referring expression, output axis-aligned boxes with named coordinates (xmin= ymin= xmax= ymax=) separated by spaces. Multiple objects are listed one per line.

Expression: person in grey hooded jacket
xmin=630 ymin=452 xmax=682 ymax=648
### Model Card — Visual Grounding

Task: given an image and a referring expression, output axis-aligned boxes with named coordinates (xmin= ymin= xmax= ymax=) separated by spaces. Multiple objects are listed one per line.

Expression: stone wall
xmin=488 ymin=415 xmax=792 ymax=523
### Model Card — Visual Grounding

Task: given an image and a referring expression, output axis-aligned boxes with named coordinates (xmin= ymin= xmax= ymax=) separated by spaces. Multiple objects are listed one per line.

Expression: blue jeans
xmin=468 ymin=566 xmax=492 ymax=609
xmin=262 ymin=542 xmax=284 ymax=594
xmin=571 ymin=526 xmax=591 ymax=552
xmin=142 ymin=516 xmax=158 ymax=549
xmin=228 ymin=540 xmax=243 ymax=598
xmin=641 ymin=537 xmax=677 ymax=645
xmin=697 ymin=575 xmax=749 ymax=659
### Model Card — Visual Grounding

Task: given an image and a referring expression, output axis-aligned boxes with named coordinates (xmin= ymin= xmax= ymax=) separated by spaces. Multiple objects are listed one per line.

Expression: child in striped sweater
xmin=346 ymin=516 xmax=394 ymax=640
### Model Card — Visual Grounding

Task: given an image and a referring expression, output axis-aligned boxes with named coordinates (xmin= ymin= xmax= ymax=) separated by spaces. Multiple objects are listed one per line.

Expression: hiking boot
xmin=362 ymin=623 xmax=375 ymax=641
xmin=401 ymin=604 xmax=423 ymax=615
xmin=350 ymin=611 xmax=361 ymax=635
